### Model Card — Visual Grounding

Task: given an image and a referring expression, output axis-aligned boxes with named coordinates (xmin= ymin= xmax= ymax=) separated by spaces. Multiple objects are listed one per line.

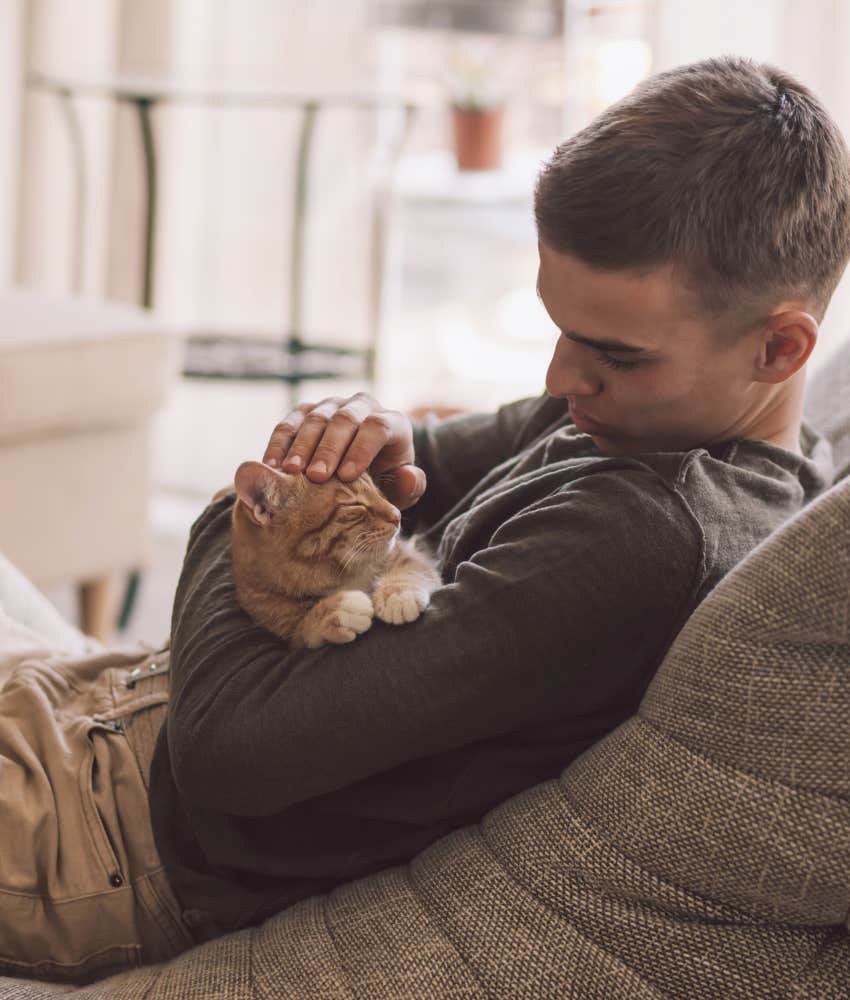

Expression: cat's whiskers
xmin=339 ymin=528 xmax=390 ymax=577
xmin=339 ymin=531 xmax=373 ymax=576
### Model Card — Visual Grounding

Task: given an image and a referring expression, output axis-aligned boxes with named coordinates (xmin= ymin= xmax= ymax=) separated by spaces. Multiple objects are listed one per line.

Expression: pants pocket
xmin=0 ymin=654 xmax=160 ymax=977
xmin=0 ymin=724 xmax=143 ymax=977
xmin=0 ymin=674 xmax=120 ymax=900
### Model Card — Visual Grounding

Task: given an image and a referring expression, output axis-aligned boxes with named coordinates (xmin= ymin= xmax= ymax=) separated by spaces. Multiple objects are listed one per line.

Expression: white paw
xmin=317 ymin=590 xmax=374 ymax=645
xmin=373 ymin=585 xmax=430 ymax=625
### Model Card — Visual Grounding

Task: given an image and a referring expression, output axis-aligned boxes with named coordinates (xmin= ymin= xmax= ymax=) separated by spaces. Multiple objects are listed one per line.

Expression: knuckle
xmin=362 ymin=412 xmax=393 ymax=435
xmin=330 ymin=408 xmax=361 ymax=429
xmin=273 ymin=417 xmax=299 ymax=435
xmin=303 ymin=411 xmax=330 ymax=428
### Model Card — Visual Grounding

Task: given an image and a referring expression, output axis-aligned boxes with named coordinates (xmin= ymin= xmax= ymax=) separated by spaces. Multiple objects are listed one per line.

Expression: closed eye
xmin=595 ymin=351 xmax=640 ymax=372
xmin=560 ymin=330 xmax=644 ymax=372
xmin=339 ymin=502 xmax=368 ymax=516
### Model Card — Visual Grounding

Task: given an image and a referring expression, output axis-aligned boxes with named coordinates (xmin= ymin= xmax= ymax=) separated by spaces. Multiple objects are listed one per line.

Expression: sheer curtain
xmin=0 ymin=0 xmax=26 ymax=289
xmin=14 ymin=0 xmax=377 ymax=333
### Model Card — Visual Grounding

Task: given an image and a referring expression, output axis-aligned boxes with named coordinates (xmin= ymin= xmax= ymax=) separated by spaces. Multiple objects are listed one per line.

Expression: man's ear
xmin=234 ymin=461 xmax=296 ymax=527
xmin=754 ymin=309 xmax=817 ymax=383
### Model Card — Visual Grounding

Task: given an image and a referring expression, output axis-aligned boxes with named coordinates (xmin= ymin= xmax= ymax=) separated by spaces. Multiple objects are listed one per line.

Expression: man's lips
xmin=568 ymin=400 xmax=612 ymax=432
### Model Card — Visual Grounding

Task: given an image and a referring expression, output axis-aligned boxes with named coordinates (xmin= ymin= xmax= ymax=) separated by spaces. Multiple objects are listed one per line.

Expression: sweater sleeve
xmin=165 ymin=468 xmax=702 ymax=817
xmin=406 ymin=392 xmax=568 ymax=532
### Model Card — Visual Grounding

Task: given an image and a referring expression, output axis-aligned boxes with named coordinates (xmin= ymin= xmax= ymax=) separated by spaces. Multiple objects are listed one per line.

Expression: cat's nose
xmin=386 ymin=509 xmax=401 ymax=528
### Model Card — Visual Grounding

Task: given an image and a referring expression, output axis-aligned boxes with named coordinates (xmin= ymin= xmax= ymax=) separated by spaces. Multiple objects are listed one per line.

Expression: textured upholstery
xmin=1 ymin=340 xmax=847 ymax=999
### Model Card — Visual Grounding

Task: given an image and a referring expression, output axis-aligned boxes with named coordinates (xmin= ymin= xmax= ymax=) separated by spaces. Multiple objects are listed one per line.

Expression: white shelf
xmin=395 ymin=148 xmax=549 ymax=205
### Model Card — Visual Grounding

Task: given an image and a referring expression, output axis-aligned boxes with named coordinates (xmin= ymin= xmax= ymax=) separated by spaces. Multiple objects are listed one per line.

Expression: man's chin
xmin=587 ymin=430 xmax=646 ymax=457
xmin=590 ymin=433 xmax=625 ymax=456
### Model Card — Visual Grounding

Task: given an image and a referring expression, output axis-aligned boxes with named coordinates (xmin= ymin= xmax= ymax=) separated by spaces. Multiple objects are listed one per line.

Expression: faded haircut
xmin=534 ymin=55 xmax=850 ymax=337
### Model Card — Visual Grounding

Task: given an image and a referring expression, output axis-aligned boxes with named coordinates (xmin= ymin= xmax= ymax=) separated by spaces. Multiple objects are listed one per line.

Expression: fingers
xmin=262 ymin=402 xmax=316 ymax=468
xmin=334 ymin=412 xmax=394 ymax=481
xmin=285 ymin=399 xmax=354 ymax=479
xmin=273 ymin=394 xmax=380 ymax=482
xmin=262 ymin=393 xmax=422 ymax=502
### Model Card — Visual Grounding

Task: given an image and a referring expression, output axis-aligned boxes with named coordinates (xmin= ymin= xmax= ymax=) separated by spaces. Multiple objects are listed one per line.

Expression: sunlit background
xmin=1 ymin=0 xmax=849 ymax=641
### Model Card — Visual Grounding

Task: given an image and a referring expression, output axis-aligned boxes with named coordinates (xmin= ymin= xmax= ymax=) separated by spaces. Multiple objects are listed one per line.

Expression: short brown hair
xmin=534 ymin=56 xmax=850 ymax=332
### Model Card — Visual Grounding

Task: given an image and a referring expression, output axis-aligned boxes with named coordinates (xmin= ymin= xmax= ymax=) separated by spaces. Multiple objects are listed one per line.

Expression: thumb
xmin=380 ymin=464 xmax=426 ymax=511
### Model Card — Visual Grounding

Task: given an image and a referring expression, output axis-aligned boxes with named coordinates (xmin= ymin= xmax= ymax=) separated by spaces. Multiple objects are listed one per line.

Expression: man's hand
xmin=262 ymin=392 xmax=426 ymax=511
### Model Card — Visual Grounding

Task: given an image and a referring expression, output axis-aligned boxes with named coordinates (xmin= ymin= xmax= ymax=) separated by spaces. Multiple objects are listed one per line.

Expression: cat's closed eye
xmin=339 ymin=503 xmax=368 ymax=518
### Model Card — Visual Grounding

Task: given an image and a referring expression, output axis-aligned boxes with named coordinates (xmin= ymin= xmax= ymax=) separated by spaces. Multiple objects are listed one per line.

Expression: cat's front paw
xmin=373 ymin=583 xmax=430 ymax=625
xmin=304 ymin=590 xmax=374 ymax=648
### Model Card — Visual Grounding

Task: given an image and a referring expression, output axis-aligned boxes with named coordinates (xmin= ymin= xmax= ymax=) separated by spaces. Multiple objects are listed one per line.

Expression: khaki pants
xmin=0 ymin=559 xmax=195 ymax=984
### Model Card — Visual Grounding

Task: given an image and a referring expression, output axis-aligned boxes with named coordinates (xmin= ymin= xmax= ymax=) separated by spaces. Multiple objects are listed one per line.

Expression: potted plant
xmin=448 ymin=51 xmax=506 ymax=171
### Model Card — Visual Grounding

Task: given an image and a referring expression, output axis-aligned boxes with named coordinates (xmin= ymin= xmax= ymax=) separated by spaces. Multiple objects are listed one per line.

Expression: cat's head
xmin=231 ymin=460 xmax=402 ymax=585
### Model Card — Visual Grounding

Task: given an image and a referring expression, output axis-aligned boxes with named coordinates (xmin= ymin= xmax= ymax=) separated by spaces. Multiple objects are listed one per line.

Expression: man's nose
xmin=545 ymin=338 xmax=601 ymax=398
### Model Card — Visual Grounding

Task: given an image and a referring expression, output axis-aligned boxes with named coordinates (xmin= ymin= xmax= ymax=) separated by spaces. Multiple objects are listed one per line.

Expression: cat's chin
xmin=340 ymin=535 xmax=398 ymax=582
xmin=351 ymin=536 xmax=398 ymax=566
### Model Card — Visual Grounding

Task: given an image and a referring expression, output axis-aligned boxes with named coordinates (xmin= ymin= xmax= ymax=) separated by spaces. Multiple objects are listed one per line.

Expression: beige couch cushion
xmin=0 ymin=290 xmax=179 ymax=444
xmin=0 ymin=291 xmax=180 ymax=585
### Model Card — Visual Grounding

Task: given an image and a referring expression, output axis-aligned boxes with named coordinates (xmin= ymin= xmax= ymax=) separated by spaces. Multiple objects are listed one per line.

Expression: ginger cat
xmin=219 ymin=461 xmax=441 ymax=649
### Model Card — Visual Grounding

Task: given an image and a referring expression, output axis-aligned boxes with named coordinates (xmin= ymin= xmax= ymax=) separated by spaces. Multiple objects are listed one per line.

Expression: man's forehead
xmin=536 ymin=249 xmax=704 ymax=351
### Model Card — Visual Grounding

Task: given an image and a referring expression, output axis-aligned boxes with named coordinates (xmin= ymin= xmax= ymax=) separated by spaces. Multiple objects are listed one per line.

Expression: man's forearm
xmin=165 ymin=475 xmax=700 ymax=818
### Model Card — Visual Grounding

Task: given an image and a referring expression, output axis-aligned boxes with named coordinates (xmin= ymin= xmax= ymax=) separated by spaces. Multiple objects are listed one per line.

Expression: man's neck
xmin=735 ymin=372 xmax=806 ymax=455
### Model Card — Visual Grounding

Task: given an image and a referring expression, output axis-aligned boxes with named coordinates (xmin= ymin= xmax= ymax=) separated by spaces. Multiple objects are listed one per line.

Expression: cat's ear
xmin=234 ymin=461 xmax=295 ymax=527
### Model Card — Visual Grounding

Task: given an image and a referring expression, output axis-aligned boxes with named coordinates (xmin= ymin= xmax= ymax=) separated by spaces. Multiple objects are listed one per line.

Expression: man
xmin=147 ymin=54 xmax=841 ymax=942
xmin=0 ymin=55 xmax=843 ymax=981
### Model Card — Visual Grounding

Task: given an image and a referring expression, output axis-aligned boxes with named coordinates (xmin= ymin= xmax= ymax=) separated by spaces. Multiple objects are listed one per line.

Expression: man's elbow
xmin=166 ymin=704 xmax=306 ymax=817
xmin=167 ymin=711 xmax=232 ymax=811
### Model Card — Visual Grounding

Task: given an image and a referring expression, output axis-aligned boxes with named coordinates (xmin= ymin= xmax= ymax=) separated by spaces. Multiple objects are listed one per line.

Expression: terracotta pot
xmin=451 ymin=104 xmax=505 ymax=171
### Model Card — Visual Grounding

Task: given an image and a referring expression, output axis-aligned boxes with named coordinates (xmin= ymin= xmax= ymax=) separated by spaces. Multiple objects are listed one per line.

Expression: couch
xmin=0 ymin=291 xmax=179 ymax=642
xmin=1 ymin=339 xmax=848 ymax=999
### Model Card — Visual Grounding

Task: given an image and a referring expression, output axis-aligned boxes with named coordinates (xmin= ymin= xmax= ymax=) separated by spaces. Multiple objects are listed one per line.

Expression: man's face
xmin=537 ymin=242 xmax=760 ymax=456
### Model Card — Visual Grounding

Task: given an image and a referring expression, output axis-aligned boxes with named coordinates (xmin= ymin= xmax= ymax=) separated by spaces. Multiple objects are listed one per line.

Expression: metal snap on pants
xmin=0 ymin=637 xmax=195 ymax=985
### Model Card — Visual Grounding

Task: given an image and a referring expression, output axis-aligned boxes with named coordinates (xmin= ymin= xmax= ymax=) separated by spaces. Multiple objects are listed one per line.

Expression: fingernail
xmin=339 ymin=461 xmax=356 ymax=479
xmin=309 ymin=460 xmax=327 ymax=476
xmin=267 ymin=458 xmax=279 ymax=468
xmin=285 ymin=455 xmax=303 ymax=470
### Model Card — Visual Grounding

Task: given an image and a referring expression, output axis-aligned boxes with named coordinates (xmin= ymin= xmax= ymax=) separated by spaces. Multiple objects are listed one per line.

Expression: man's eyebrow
xmin=563 ymin=330 xmax=649 ymax=354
